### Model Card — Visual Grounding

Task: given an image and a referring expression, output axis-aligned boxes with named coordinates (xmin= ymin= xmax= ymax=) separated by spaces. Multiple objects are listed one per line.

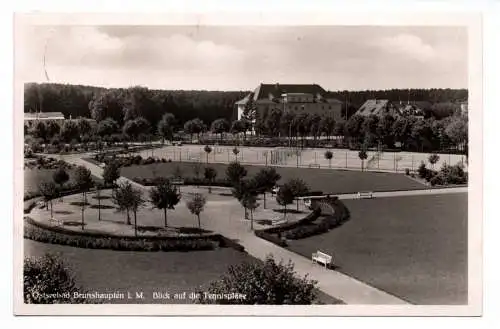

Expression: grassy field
xmin=24 ymin=239 xmax=340 ymax=304
xmin=120 ymin=161 xmax=426 ymax=195
xmin=24 ymin=168 xmax=102 ymax=195
xmin=286 ymin=193 xmax=468 ymax=305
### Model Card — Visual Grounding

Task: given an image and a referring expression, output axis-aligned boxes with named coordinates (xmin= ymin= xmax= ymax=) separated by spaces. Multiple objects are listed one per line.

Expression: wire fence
xmin=131 ymin=145 xmax=467 ymax=173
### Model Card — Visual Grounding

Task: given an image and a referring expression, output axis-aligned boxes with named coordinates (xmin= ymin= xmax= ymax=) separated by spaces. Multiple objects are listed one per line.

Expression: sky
xmin=17 ymin=25 xmax=468 ymax=91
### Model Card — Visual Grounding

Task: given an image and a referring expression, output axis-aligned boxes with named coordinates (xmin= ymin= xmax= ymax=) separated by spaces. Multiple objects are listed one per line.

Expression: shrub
xmin=24 ymin=218 xmax=220 ymax=252
xmin=405 ymin=168 xmax=410 ymax=175
xmin=254 ymin=230 xmax=287 ymax=247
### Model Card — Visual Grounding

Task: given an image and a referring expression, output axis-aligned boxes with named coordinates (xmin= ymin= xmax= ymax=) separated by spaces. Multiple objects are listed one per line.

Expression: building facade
xmin=235 ymin=83 xmax=344 ymax=124
xmin=24 ymin=112 xmax=66 ymax=127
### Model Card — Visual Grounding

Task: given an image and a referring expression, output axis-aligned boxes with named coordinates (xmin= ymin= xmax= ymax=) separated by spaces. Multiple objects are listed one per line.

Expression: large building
xmin=235 ymin=83 xmax=344 ymax=122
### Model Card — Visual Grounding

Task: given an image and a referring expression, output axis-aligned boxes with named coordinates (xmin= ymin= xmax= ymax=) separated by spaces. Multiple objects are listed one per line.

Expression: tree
xmin=242 ymin=192 xmax=259 ymax=230
xmin=96 ymin=117 xmax=119 ymax=138
xmin=60 ymin=120 xmax=80 ymax=143
xmin=226 ymin=161 xmax=247 ymax=186
xmin=319 ymin=114 xmax=336 ymax=140
xmin=428 ymin=153 xmax=440 ymax=169
xmin=102 ymin=161 xmax=121 ymax=188
xmin=77 ymin=118 xmax=93 ymax=137
xmin=276 ymin=183 xmax=294 ymax=219
xmin=186 ymin=193 xmax=207 ymax=231
xmin=308 ymin=113 xmax=322 ymax=141
xmin=74 ymin=166 xmax=94 ymax=230
xmin=346 ymin=115 xmax=365 ymax=146
xmin=157 ymin=112 xmax=175 ymax=143
xmin=149 ymin=178 xmax=181 ymax=228
xmin=94 ymin=182 xmax=104 ymax=221
xmin=112 ymin=181 xmax=144 ymax=235
xmin=264 ymin=108 xmax=283 ymax=137
xmin=287 ymin=178 xmax=310 ymax=211
xmin=24 ymin=254 xmax=87 ymax=304
xmin=30 ymin=121 xmax=48 ymax=141
xmin=324 ymin=150 xmax=333 ymax=168
xmin=184 ymin=118 xmax=204 ymax=142
xmin=39 ymin=181 xmax=57 ymax=218
xmin=52 ymin=166 xmax=69 ymax=192
xmin=232 ymin=147 xmax=240 ymax=162
xmin=358 ymin=149 xmax=368 ymax=171
xmin=253 ymin=167 xmax=281 ymax=209
xmin=204 ymin=145 xmax=212 ymax=164
xmin=193 ymin=162 xmax=202 ymax=183
xmin=45 ymin=120 xmax=61 ymax=139
xmin=204 ymin=167 xmax=217 ymax=193
xmin=211 ymin=118 xmax=230 ymax=141
xmin=232 ymin=178 xmax=258 ymax=220
xmin=199 ymin=255 xmax=317 ymax=304
xmin=230 ymin=119 xmax=246 ymax=138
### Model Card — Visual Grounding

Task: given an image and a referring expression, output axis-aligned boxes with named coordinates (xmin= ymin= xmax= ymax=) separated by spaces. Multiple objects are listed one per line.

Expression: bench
xmin=49 ymin=217 xmax=64 ymax=226
xmin=312 ymin=251 xmax=333 ymax=268
xmin=357 ymin=191 xmax=374 ymax=199
xmin=308 ymin=163 xmax=320 ymax=168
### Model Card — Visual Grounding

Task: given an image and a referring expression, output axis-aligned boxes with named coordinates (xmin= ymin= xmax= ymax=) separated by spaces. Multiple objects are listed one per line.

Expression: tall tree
xmin=276 ymin=183 xmax=294 ymax=220
xmin=186 ymin=193 xmax=207 ymax=231
xmin=358 ymin=149 xmax=368 ymax=171
xmin=211 ymin=118 xmax=230 ymax=141
xmin=38 ymin=181 xmax=57 ymax=218
xmin=324 ymin=150 xmax=333 ymax=168
xmin=226 ymin=161 xmax=247 ymax=186
xmin=74 ymin=166 xmax=94 ymax=230
xmin=60 ymin=120 xmax=80 ymax=143
xmin=102 ymin=161 xmax=121 ymax=188
xmin=52 ymin=166 xmax=69 ymax=192
xmin=253 ymin=167 xmax=281 ymax=209
xmin=204 ymin=167 xmax=217 ymax=193
xmin=157 ymin=112 xmax=176 ymax=144
xmin=287 ymin=178 xmax=310 ymax=211
xmin=204 ymin=145 xmax=212 ymax=164
xmin=149 ymin=178 xmax=181 ymax=228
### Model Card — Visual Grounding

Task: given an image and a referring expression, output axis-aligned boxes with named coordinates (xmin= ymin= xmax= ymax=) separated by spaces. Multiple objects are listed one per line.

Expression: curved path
xmin=50 ymin=153 xmax=466 ymax=304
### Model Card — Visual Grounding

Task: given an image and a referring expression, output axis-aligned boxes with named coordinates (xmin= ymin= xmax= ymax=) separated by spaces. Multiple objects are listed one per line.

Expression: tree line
xmin=24 ymin=83 xmax=466 ymax=129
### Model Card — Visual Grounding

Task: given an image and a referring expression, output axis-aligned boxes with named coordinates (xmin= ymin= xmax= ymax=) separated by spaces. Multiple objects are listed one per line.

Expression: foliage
xmin=102 ymin=161 xmax=121 ymax=186
xmin=428 ymin=153 xmax=440 ymax=167
xmin=276 ymin=183 xmax=294 ymax=215
xmin=157 ymin=112 xmax=176 ymax=142
xmin=149 ymin=178 xmax=181 ymax=227
xmin=24 ymin=253 xmax=88 ymax=304
xmin=199 ymin=255 xmax=318 ymax=304
xmin=112 ymin=181 xmax=143 ymax=225
xmin=52 ymin=166 xmax=69 ymax=188
xmin=186 ymin=193 xmax=207 ymax=229
xmin=74 ymin=166 xmax=94 ymax=191
xmin=225 ymin=161 xmax=247 ymax=185
xmin=204 ymin=166 xmax=217 ymax=193
xmin=24 ymin=218 xmax=219 ymax=251
xmin=287 ymin=178 xmax=310 ymax=198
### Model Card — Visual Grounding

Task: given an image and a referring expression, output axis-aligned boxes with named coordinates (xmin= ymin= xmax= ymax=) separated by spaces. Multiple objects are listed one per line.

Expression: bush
xmin=254 ymin=230 xmax=287 ymax=247
xmin=24 ymin=217 xmax=221 ymax=252
xmin=405 ymin=168 xmax=410 ymax=175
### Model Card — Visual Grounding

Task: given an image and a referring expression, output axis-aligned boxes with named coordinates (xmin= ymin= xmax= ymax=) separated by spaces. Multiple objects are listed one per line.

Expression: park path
xmin=59 ymin=153 xmax=466 ymax=305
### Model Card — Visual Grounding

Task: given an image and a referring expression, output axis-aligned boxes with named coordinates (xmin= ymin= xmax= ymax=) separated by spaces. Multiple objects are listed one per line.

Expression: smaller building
xmin=24 ymin=112 xmax=65 ymax=127
xmin=354 ymin=99 xmax=402 ymax=118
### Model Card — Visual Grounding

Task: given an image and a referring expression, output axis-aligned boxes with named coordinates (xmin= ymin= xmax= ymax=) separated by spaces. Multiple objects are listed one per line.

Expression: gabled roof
xmin=235 ymin=94 xmax=252 ymax=105
xmin=355 ymin=99 xmax=402 ymax=117
xmin=24 ymin=112 xmax=65 ymax=120
xmin=253 ymin=83 xmax=327 ymax=101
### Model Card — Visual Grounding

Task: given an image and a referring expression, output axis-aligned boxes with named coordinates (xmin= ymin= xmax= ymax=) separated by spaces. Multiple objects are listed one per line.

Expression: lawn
xmin=24 ymin=168 xmax=103 ymax=195
xmin=24 ymin=239 xmax=340 ymax=304
xmin=286 ymin=193 xmax=468 ymax=305
xmin=119 ymin=161 xmax=426 ymax=195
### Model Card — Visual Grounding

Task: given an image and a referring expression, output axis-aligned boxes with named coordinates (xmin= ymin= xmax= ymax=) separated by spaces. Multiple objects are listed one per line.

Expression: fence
xmin=129 ymin=145 xmax=467 ymax=173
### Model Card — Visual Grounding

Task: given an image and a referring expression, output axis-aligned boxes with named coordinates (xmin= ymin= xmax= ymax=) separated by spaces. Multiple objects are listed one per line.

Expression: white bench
xmin=312 ymin=251 xmax=333 ymax=268
xmin=49 ymin=217 xmax=64 ymax=226
xmin=357 ymin=191 xmax=374 ymax=199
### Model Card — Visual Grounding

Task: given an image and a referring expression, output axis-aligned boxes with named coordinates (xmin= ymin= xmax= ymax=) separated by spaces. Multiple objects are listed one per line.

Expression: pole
xmin=345 ymin=151 xmax=348 ymax=168
xmin=412 ymin=155 xmax=414 ymax=172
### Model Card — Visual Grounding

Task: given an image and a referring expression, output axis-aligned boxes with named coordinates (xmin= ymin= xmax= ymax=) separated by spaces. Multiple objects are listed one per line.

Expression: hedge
xmin=24 ymin=217 xmax=223 ymax=252
xmin=132 ymin=176 xmax=234 ymax=188
xmin=254 ymin=198 xmax=350 ymax=242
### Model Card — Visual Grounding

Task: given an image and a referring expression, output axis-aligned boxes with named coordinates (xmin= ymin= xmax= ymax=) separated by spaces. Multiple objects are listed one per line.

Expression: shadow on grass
xmin=54 ymin=210 xmax=74 ymax=215
xmin=89 ymin=204 xmax=116 ymax=209
xmin=218 ymin=192 xmax=233 ymax=197
xmin=63 ymin=221 xmax=85 ymax=227
xmin=255 ymin=219 xmax=273 ymax=226
xmin=177 ymin=227 xmax=212 ymax=234
xmin=92 ymin=195 xmax=112 ymax=200
xmin=137 ymin=225 xmax=164 ymax=233
xmin=69 ymin=201 xmax=90 ymax=206
xmin=272 ymin=208 xmax=305 ymax=214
